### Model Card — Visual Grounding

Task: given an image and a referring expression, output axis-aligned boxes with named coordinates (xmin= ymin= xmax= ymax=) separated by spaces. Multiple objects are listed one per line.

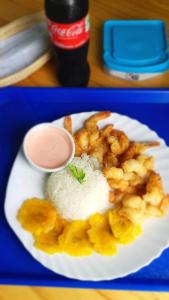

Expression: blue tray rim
xmin=1 ymin=86 xmax=169 ymax=103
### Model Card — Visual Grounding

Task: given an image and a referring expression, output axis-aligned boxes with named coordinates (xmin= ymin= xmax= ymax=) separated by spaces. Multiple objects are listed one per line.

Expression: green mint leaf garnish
xmin=68 ymin=164 xmax=86 ymax=184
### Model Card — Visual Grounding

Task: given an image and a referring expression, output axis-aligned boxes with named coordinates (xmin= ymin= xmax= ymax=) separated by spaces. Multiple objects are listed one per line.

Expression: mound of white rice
xmin=46 ymin=154 xmax=111 ymax=220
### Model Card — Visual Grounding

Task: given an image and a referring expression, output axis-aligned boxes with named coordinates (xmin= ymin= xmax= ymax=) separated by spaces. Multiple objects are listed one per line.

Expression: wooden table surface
xmin=1 ymin=0 xmax=169 ymax=87
xmin=1 ymin=0 xmax=169 ymax=299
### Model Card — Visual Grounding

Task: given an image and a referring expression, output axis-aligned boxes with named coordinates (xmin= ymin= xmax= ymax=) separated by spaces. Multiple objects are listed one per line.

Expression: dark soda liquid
xmin=45 ymin=0 xmax=90 ymax=87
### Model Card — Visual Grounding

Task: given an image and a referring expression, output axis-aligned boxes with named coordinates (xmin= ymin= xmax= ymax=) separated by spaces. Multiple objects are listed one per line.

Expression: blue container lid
xmin=103 ymin=20 xmax=169 ymax=73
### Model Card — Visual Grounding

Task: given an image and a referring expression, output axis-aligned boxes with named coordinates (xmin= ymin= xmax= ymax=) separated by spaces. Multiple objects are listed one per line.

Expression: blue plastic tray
xmin=1 ymin=87 xmax=169 ymax=291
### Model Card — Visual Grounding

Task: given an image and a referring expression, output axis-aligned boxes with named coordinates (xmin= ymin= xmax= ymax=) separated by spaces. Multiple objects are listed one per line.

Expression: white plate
xmin=4 ymin=112 xmax=169 ymax=281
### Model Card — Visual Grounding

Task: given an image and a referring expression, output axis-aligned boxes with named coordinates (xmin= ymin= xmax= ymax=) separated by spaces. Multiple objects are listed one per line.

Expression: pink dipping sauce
xmin=26 ymin=126 xmax=73 ymax=169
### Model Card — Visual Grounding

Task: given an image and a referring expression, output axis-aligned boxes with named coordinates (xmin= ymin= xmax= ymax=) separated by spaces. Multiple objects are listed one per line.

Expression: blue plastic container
xmin=103 ymin=20 xmax=169 ymax=80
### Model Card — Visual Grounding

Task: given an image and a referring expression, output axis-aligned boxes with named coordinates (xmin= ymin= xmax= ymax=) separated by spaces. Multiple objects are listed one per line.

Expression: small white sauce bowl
xmin=23 ymin=123 xmax=75 ymax=173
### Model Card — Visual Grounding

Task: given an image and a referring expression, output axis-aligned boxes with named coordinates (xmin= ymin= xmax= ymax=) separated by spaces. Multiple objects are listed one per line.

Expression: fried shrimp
xmin=74 ymin=128 xmax=89 ymax=156
xmin=89 ymin=140 xmax=109 ymax=163
xmin=103 ymin=167 xmax=124 ymax=180
xmin=103 ymin=152 xmax=119 ymax=168
xmin=122 ymin=159 xmax=147 ymax=177
xmin=107 ymin=129 xmax=129 ymax=156
xmin=143 ymin=171 xmax=164 ymax=206
xmin=64 ymin=112 xmax=167 ymax=227
xmin=108 ymin=178 xmax=129 ymax=192
xmin=109 ymin=191 xmax=116 ymax=203
xmin=122 ymin=195 xmax=145 ymax=210
xmin=64 ymin=115 xmax=72 ymax=135
xmin=88 ymin=130 xmax=100 ymax=149
xmin=85 ymin=111 xmax=111 ymax=131
xmin=144 ymin=204 xmax=162 ymax=218
xmin=101 ymin=125 xmax=114 ymax=137
xmin=136 ymin=154 xmax=154 ymax=171
xmin=120 ymin=141 xmax=160 ymax=163
xmin=118 ymin=194 xmax=146 ymax=224
xmin=160 ymin=194 xmax=169 ymax=213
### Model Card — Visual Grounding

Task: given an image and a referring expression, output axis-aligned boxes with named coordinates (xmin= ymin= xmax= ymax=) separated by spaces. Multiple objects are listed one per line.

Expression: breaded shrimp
xmin=107 ymin=129 xmax=129 ymax=156
xmin=120 ymin=141 xmax=160 ymax=163
xmin=143 ymin=171 xmax=164 ymax=205
xmin=101 ymin=125 xmax=114 ymax=137
xmin=103 ymin=166 xmax=124 ymax=180
xmin=122 ymin=159 xmax=147 ymax=178
xmin=89 ymin=140 xmax=109 ymax=163
xmin=136 ymin=154 xmax=154 ymax=171
xmin=74 ymin=128 xmax=89 ymax=156
xmin=103 ymin=152 xmax=119 ymax=168
xmin=85 ymin=111 xmax=111 ymax=131
xmin=108 ymin=178 xmax=129 ymax=192
xmin=64 ymin=115 xmax=72 ymax=135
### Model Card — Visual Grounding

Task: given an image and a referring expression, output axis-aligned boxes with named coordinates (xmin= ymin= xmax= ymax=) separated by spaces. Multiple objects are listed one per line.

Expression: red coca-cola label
xmin=47 ymin=15 xmax=90 ymax=50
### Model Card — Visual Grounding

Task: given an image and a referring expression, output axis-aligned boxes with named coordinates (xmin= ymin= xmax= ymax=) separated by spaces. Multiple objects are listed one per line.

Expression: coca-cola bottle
xmin=45 ymin=0 xmax=90 ymax=87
